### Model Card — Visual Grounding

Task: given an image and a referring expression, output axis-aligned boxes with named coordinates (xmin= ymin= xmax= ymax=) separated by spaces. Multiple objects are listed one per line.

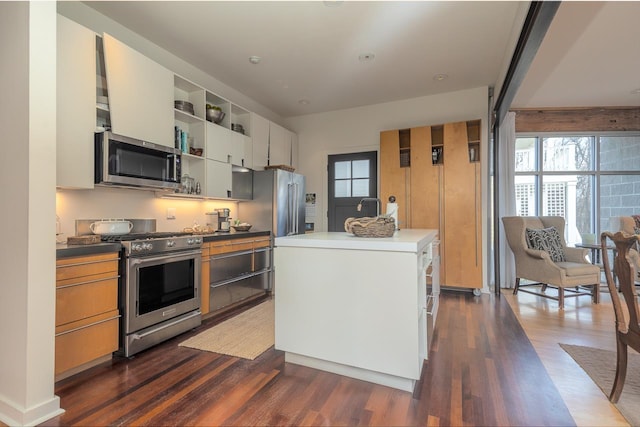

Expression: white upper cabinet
xmin=231 ymin=132 xmax=252 ymax=168
xmin=103 ymin=33 xmax=173 ymax=147
xmin=206 ymin=122 xmax=232 ymax=163
xmin=57 ymin=15 xmax=96 ymax=189
xmin=205 ymin=159 xmax=232 ymax=199
xmin=269 ymin=122 xmax=292 ymax=167
xmin=251 ymin=113 xmax=269 ymax=170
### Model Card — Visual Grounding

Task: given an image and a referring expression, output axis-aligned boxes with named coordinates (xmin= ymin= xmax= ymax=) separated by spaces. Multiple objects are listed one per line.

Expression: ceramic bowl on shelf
xmin=231 ymin=224 xmax=252 ymax=232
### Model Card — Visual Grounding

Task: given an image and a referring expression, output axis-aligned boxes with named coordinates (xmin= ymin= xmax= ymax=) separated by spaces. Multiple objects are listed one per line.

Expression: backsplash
xmin=56 ymin=187 xmax=238 ymax=238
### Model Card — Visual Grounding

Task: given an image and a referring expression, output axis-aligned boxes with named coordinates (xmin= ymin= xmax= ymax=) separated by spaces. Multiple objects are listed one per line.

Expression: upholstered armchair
xmin=502 ymin=216 xmax=600 ymax=309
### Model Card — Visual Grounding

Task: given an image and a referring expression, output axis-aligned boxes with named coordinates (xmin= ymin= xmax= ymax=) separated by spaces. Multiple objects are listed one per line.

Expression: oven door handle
xmin=129 ymin=249 xmax=202 ymax=265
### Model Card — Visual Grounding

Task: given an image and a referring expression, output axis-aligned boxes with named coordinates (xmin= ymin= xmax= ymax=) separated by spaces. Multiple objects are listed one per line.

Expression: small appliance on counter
xmin=205 ymin=208 xmax=232 ymax=232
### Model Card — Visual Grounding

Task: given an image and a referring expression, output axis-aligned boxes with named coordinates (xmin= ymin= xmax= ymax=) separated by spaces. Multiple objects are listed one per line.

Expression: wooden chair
xmin=502 ymin=216 xmax=600 ymax=309
xmin=601 ymin=231 xmax=640 ymax=402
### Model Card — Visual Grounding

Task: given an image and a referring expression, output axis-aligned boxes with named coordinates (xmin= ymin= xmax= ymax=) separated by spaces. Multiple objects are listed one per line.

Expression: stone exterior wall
xmin=599 ymin=135 xmax=640 ymax=232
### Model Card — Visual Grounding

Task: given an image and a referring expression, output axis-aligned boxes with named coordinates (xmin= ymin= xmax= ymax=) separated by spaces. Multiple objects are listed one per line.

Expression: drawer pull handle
xmin=56 ymin=314 xmax=120 ymax=337
xmin=56 ymin=275 xmax=119 ymax=289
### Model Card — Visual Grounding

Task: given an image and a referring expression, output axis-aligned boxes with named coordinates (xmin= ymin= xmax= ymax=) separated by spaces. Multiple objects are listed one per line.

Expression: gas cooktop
xmin=100 ymin=231 xmax=193 ymax=242
xmin=101 ymin=231 xmax=202 ymax=256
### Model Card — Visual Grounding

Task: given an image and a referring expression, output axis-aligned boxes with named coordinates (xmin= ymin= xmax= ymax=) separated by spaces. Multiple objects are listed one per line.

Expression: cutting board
xmin=66 ymin=235 xmax=101 ymax=245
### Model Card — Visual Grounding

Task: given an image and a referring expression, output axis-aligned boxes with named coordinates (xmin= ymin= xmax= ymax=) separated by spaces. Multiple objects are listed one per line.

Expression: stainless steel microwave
xmin=95 ymin=131 xmax=181 ymax=190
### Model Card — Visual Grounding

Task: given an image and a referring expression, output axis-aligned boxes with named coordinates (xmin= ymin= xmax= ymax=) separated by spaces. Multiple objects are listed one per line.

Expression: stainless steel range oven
xmin=105 ymin=232 xmax=203 ymax=357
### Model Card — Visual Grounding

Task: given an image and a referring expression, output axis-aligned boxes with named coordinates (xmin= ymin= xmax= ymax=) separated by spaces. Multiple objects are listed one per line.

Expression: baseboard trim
xmin=0 ymin=395 xmax=64 ymax=427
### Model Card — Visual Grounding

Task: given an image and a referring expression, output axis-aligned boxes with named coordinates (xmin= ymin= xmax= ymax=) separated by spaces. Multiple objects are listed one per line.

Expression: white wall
xmin=287 ymin=87 xmax=490 ymax=233
xmin=56 ymin=188 xmax=238 ymax=237
xmin=0 ymin=3 xmax=63 ymax=425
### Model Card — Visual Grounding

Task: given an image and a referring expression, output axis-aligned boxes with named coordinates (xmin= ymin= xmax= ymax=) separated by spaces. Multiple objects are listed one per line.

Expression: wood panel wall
xmin=513 ymin=107 xmax=640 ymax=132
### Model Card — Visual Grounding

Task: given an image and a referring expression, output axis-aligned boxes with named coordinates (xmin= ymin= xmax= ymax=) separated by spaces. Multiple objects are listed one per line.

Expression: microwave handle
xmin=173 ymin=155 xmax=177 ymax=180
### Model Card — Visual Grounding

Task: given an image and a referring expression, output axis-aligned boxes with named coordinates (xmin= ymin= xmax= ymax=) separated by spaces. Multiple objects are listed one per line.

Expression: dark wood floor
xmin=40 ymin=291 xmax=575 ymax=426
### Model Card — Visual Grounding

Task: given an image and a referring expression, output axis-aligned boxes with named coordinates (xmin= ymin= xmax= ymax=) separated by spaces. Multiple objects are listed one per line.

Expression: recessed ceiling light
xmin=298 ymin=99 xmax=310 ymax=105
xmin=433 ymin=73 xmax=448 ymax=81
xmin=249 ymin=56 xmax=261 ymax=65
xmin=358 ymin=53 xmax=375 ymax=62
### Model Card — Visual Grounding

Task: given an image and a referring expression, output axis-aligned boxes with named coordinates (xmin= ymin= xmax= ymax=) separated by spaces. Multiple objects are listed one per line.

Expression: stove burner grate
xmin=100 ymin=231 xmax=192 ymax=242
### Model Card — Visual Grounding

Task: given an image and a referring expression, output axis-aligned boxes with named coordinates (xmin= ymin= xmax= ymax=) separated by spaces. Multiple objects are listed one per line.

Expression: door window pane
xmin=335 ymin=180 xmax=350 ymax=197
xmin=352 ymin=160 xmax=369 ymax=178
xmin=335 ymin=161 xmax=351 ymax=179
xmin=352 ymin=179 xmax=370 ymax=197
xmin=542 ymin=137 xmax=592 ymax=171
xmin=600 ymin=136 xmax=640 ymax=171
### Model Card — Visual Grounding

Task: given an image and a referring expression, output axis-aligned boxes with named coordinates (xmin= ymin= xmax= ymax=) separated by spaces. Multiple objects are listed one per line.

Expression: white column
xmin=0 ymin=2 xmax=63 ymax=425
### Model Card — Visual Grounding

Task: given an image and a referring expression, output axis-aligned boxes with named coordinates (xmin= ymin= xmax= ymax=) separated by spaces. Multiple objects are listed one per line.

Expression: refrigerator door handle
xmin=287 ymin=182 xmax=293 ymax=236
xmin=293 ymin=183 xmax=298 ymax=234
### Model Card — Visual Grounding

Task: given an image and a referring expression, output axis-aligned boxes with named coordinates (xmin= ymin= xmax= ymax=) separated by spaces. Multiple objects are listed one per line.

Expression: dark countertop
xmin=56 ymin=242 xmax=123 ymax=259
xmin=56 ymin=230 xmax=272 ymax=259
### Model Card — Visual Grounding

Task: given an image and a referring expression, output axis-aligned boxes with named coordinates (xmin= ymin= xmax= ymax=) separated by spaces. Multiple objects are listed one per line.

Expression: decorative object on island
xmin=386 ymin=195 xmax=399 ymax=230
xmin=344 ymin=216 xmax=395 ymax=238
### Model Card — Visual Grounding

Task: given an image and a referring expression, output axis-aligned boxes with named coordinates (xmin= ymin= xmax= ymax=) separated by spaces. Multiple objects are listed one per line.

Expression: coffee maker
xmin=214 ymin=208 xmax=231 ymax=232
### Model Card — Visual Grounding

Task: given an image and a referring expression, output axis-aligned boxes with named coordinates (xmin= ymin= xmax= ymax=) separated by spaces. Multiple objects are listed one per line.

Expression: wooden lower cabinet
xmin=55 ymin=252 xmax=120 ymax=378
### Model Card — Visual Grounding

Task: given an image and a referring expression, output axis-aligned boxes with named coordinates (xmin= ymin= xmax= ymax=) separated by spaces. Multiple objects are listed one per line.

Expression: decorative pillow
xmin=526 ymin=226 xmax=566 ymax=262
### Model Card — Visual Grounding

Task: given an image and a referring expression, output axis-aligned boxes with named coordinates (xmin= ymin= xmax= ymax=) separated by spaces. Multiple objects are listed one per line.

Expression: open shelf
xmin=431 ymin=125 xmax=444 ymax=165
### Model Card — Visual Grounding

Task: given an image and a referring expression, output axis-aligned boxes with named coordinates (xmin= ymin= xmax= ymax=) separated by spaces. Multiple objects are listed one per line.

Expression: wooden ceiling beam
xmin=513 ymin=107 xmax=640 ymax=132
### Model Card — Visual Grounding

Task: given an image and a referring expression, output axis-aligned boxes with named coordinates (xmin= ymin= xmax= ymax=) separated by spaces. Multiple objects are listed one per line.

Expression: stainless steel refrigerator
xmin=238 ymin=169 xmax=306 ymax=237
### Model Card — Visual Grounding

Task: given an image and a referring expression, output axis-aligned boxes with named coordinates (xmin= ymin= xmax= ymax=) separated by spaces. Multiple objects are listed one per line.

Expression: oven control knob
xmin=187 ymin=238 xmax=194 ymax=245
xmin=194 ymin=237 xmax=202 ymax=244
xmin=142 ymin=243 xmax=153 ymax=251
xmin=132 ymin=243 xmax=143 ymax=252
xmin=167 ymin=240 xmax=175 ymax=248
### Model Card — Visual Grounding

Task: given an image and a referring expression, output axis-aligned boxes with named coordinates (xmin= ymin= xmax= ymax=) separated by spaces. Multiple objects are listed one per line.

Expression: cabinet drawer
xmin=56 ymin=275 xmax=118 ymax=327
xmin=253 ymin=237 xmax=271 ymax=249
xmin=55 ymin=311 xmax=119 ymax=376
xmin=56 ymin=252 xmax=119 ymax=281
xmin=210 ymin=238 xmax=254 ymax=254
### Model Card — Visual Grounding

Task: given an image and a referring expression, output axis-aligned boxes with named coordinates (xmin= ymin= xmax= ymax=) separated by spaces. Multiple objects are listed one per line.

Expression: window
xmin=515 ymin=133 xmax=640 ymax=246
xmin=334 ymin=159 xmax=371 ymax=198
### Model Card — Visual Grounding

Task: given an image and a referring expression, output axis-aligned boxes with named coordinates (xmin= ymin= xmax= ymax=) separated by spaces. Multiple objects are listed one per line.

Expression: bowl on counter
xmin=231 ymin=224 xmax=252 ymax=232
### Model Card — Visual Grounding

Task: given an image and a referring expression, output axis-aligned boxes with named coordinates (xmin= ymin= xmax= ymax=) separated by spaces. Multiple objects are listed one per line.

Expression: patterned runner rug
xmin=179 ymin=299 xmax=274 ymax=360
xmin=560 ymin=344 xmax=640 ymax=426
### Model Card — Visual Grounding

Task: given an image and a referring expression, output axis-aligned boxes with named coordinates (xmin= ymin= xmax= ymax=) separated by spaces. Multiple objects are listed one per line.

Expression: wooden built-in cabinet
xmin=380 ymin=120 xmax=482 ymax=290
xmin=55 ymin=252 xmax=120 ymax=379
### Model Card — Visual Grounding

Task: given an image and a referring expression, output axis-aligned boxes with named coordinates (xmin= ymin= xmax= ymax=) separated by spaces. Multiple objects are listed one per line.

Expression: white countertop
xmin=275 ymin=229 xmax=438 ymax=253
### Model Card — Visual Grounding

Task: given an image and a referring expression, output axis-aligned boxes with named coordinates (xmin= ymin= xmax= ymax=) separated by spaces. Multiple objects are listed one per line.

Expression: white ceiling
xmin=84 ymin=1 xmax=523 ymax=118
xmin=83 ymin=1 xmax=639 ymax=118
xmin=512 ymin=1 xmax=640 ymax=109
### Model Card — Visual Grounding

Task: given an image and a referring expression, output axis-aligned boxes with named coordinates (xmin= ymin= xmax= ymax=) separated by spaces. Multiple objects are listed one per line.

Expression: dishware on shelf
xmin=231 ymin=224 xmax=252 ymax=232
xmin=206 ymin=108 xmax=225 ymax=124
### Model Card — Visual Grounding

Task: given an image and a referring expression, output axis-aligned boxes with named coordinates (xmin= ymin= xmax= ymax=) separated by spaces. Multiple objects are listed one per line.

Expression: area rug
xmin=560 ymin=344 xmax=640 ymax=426
xmin=179 ymin=299 xmax=274 ymax=360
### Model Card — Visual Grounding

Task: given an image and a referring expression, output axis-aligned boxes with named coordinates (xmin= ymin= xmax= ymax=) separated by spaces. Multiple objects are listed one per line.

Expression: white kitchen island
xmin=274 ymin=229 xmax=439 ymax=392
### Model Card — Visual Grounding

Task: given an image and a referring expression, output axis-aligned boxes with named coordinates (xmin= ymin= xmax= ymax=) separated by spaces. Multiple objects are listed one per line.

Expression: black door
xmin=327 ymin=151 xmax=378 ymax=232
